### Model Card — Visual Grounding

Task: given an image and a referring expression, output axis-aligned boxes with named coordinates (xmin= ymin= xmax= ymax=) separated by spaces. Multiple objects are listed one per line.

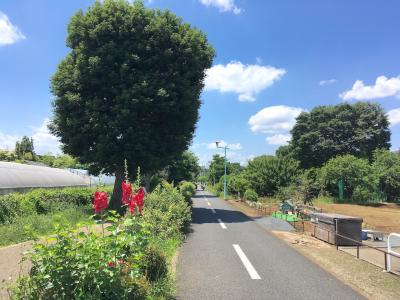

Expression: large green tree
xmin=207 ymin=155 xmax=242 ymax=184
xmin=15 ymin=136 xmax=35 ymax=160
xmin=49 ymin=0 xmax=214 ymax=208
xmin=290 ymin=102 xmax=390 ymax=168
xmin=244 ymin=155 xmax=300 ymax=196
xmin=372 ymin=149 xmax=400 ymax=202
xmin=318 ymin=155 xmax=376 ymax=202
xmin=167 ymin=151 xmax=200 ymax=183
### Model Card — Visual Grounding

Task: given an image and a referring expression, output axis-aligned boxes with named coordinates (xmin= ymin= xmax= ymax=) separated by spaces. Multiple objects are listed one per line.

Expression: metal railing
xmin=311 ymin=223 xmax=400 ymax=273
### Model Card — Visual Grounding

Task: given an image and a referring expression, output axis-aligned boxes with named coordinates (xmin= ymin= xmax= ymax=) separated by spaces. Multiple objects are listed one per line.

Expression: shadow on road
xmin=191 ymin=207 xmax=251 ymax=225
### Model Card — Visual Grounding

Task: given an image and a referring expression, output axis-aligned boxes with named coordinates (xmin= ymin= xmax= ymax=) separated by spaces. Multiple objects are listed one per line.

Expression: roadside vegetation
xmin=205 ymin=102 xmax=400 ymax=205
xmin=10 ymin=178 xmax=194 ymax=299
xmin=0 ymin=187 xmax=112 ymax=246
xmin=1 ymin=0 xmax=206 ymax=298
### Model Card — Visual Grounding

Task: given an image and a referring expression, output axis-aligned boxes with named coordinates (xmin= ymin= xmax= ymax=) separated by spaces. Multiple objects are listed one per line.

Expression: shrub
xmin=13 ymin=216 xmax=152 ymax=299
xmin=12 ymin=182 xmax=190 ymax=299
xmin=244 ymin=189 xmax=258 ymax=202
xmin=142 ymin=244 xmax=168 ymax=282
xmin=372 ymin=149 xmax=400 ymax=202
xmin=227 ymin=173 xmax=251 ymax=199
xmin=244 ymin=155 xmax=300 ymax=196
xmin=143 ymin=182 xmax=191 ymax=237
xmin=318 ymin=155 xmax=377 ymax=202
xmin=213 ymin=182 xmax=223 ymax=194
xmin=0 ymin=187 xmax=113 ymax=225
xmin=179 ymin=181 xmax=196 ymax=203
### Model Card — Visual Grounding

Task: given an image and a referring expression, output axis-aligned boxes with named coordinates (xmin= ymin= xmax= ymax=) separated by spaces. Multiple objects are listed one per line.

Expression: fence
xmin=244 ymin=200 xmax=400 ymax=275
xmin=310 ymin=223 xmax=400 ymax=274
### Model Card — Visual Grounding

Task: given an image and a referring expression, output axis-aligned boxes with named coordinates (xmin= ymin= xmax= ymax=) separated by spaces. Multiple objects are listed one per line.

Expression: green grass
xmin=272 ymin=211 xmax=299 ymax=222
xmin=0 ymin=206 xmax=92 ymax=247
xmin=313 ymin=195 xmax=335 ymax=204
xmin=147 ymin=235 xmax=182 ymax=299
xmin=257 ymin=196 xmax=280 ymax=206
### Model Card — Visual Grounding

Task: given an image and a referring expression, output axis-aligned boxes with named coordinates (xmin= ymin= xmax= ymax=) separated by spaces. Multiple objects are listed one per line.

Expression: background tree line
xmin=204 ymin=102 xmax=400 ymax=204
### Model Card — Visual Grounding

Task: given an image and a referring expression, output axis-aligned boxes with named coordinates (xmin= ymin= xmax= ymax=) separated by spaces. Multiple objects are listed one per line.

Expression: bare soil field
xmin=317 ymin=203 xmax=400 ymax=233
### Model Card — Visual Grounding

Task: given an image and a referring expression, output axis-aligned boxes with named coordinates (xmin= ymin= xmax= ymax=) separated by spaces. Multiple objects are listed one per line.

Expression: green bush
xmin=0 ymin=207 xmax=92 ymax=246
xmin=244 ymin=189 xmax=258 ymax=202
xmin=12 ymin=183 xmax=191 ymax=299
xmin=143 ymin=182 xmax=191 ymax=238
xmin=0 ymin=187 xmax=113 ymax=225
xmin=179 ymin=181 xmax=196 ymax=202
xmin=276 ymin=185 xmax=298 ymax=202
xmin=13 ymin=216 xmax=151 ymax=299
xmin=142 ymin=244 xmax=168 ymax=283
xmin=244 ymin=155 xmax=300 ymax=196
xmin=318 ymin=155 xmax=377 ymax=202
xmin=227 ymin=173 xmax=251 ymax=199
xmin=372 ymin=149 xmax=400 ymax=202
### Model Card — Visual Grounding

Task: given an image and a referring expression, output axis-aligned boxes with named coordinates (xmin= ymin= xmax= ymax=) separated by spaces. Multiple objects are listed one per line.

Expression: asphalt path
xmin=176 ymin=190 xmax=364 ymax=300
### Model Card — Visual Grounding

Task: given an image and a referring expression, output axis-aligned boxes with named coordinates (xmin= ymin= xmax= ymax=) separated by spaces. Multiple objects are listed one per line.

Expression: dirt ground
xmin=317 ymin=203 xmax=400 ymax=233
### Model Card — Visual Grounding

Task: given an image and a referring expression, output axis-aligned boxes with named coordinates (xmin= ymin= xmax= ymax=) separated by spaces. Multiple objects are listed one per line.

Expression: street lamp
xmin=215 ymin=141 xmax=229 ymax=200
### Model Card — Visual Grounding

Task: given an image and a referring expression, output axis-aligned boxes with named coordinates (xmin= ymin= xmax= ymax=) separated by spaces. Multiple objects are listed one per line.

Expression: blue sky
xmin=1 ymin=0 xmax=400 ymax=166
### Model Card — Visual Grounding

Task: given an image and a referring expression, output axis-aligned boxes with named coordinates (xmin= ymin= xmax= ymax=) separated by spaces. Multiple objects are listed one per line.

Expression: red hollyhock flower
xmin=135 ymin=187 xmax=145 ymax=213
xmin=94 ymin=191 xmax=108 ymax=213
xmin=129 ymin=194 xmax=137 ymax=214
xmin=128 ymin=187 xmax=145 ymax=214
xmin=121 ymin=181 xmax=132 ymax=205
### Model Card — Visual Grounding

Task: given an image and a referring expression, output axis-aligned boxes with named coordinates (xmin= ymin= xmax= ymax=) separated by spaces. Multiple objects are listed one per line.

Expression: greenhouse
xmin=0 ymin=161 xmax=88 ymax=195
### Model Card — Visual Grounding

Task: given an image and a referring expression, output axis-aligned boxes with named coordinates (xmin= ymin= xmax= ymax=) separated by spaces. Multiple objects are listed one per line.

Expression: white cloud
xmin=388 ymin=108 xmax=400 ymax=126
xmin=340 ymin=75 xmax=400 ymax=101
xmin=226 ymin=151 xmax=253 ymax=166
xmin=31 ymin=118 xmax=61 ymax=155
xmin=0 ymin=11 xmax=25 ymax=46
xmin=266 ymin=134 xmax=291 ymax=146
xmin=249 ymin=105 xmax=304 ymax=134
xmin=199 ymin=0 xmax=242 ymax=14
xmin=204 ymin=61 xmax=286 ymax=102
xmin=207 ymin=140 xmax=242 ymax=150
xmin=0 ymin=119 xmax=60 ymax=154
xmin=0 ymin=132 xmax=19 ymax=151
xmin=319 ymin=79 xmax=336 ymax=86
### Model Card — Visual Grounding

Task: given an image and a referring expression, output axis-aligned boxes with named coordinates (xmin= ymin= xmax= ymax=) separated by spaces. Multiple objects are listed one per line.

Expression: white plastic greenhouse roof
xmin=0 ymin=161 xmax=88 ymax=190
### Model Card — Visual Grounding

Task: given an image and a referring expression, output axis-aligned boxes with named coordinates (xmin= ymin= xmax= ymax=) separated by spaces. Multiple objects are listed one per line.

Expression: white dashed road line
xmin=211 ymin=208 xmax=216 ymax=214
xmin=217 ymin=218 xmax=227 ymax=229
xmin=233 ymin=244 xmax=261 ymax=280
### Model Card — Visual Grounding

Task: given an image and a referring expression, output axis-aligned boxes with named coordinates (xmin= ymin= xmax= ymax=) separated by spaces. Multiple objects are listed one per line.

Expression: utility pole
xmin=215 ymin=141 xmax=229 ymax=200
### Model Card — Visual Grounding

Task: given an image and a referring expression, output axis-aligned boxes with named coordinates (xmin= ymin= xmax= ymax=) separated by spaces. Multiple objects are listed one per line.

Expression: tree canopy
xmin=49 ymin=0 xmax=214 ymax=208
xmin=290 ymin=102 xmax=390 ymax=168
xmin=15 ymin=136 xmax=35 ymax=160
xmin=207 ymin=154 xmax=242 ymax=184
xmin=243 ymin=155 xmax=300 ymax=196
xmin=166 ymin=151 xmax=200 ymax=183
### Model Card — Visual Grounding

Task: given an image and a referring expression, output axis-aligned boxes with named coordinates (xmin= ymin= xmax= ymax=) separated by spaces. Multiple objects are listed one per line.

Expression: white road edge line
xmin=217 ymin=218 xmax=227 ymax=229
xmin=211 ymin=208 xmax=216 ymax=214
xmin=233 ymin=244 xmax=261 ymax=280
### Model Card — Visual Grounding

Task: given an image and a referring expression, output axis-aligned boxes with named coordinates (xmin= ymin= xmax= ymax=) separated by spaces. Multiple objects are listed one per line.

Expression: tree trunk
xmin=109 ymin=167 xmax=124 ymax=212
